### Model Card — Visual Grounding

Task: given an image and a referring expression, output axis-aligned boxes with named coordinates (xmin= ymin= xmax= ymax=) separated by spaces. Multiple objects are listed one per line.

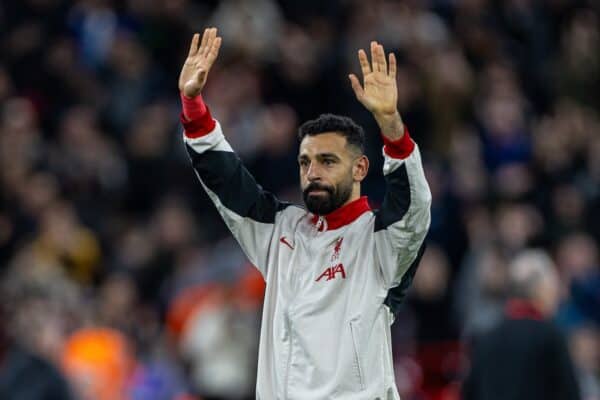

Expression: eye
xmin=323 ymin=159 xmax=335 ymax=166
xmin=299 ymin=159 xmax=309 ymax=168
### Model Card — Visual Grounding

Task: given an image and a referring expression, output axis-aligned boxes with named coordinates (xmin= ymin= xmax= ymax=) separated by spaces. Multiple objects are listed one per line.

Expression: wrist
xmin=183 ymin=87 xmax=202 ymax=98
xmin=373 ymin=110 xmax=404 ymax=140
xmin=179 ymin=93 xmax=216 ymax=138
xmin=382 ymin=125 xmax=414 ymax=159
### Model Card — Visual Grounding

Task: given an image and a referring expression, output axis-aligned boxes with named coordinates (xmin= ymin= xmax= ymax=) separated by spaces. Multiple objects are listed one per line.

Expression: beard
xmin=302 ymin=176 xmax=353 ymax=215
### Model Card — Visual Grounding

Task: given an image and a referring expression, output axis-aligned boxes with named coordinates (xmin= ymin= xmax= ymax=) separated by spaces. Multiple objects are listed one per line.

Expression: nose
xmin=306 ymin=162 xmax=321 ymax=182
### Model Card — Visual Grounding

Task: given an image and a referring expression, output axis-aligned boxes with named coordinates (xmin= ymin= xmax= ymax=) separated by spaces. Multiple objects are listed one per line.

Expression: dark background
xmin=0 ymin=0 xmax=598 ymax=399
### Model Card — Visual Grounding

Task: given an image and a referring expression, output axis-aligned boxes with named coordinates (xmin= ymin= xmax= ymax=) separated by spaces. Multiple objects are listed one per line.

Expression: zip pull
xmin=316 ymin=216 xmax=327 ymax=232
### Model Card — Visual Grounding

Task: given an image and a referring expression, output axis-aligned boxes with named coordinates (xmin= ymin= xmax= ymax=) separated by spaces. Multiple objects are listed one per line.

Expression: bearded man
xmin=178 ymin=27 xmax=431 ymax=399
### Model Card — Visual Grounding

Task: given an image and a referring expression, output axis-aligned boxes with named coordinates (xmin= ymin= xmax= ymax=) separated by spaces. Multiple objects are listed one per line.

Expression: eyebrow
xmin=318 ymin=153 xmax=341 ymax=160
xmin=298 ymin=153 xmax=341 ymax=162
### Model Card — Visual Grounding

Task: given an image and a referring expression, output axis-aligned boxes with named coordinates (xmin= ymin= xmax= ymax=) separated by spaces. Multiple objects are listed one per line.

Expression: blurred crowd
xmin=0 ymin=0 xmax=599 ymax=399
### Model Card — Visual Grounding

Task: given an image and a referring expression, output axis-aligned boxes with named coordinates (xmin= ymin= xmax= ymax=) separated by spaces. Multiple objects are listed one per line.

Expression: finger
xmin=370 ymin=41 xmax=379 ymax=72
xmin=199 ymin=28 xmax=210 ymax=54
xmin=377 ymin=44 xmax=387 ymax=74
xmin=388 ymin=52 xmax=396 ymax=78
xmin=207 ymin=37 xmax=222 ymax=66
xmin=348 ymin=74 xmax=365 ymax=100
xmin=358 ymin=49 xmax=371 ymax=77
xmin=188 ymin=33 xmax=200 ymax=57
xmin=202 ymin=28 xmax=217 ymax=58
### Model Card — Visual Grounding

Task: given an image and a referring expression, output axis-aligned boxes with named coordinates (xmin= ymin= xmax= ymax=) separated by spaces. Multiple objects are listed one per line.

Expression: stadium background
xmin=0 ymin=0 xmax=599 ymax=399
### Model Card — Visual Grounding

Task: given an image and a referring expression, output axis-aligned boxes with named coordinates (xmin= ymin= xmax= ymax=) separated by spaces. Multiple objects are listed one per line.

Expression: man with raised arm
xmin=178 ymin=27 xmax=431 ymax=399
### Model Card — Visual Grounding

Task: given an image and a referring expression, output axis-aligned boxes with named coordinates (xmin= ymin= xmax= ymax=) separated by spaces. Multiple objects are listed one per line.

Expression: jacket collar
xmin=310 ymin=196 xmax=372 ymax=231
xmin=505 ymin=299 xmax=544 ymax=321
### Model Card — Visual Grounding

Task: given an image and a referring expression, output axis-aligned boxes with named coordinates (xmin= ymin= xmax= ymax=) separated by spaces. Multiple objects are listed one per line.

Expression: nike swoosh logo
xmin=280 ymin=236 xmax=294 ymax=250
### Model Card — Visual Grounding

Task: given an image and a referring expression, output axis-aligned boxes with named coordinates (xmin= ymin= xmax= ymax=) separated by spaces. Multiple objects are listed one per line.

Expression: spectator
xmin=463 ymin=250 xmax=581 ymax=400
xmin=0 ymin=273 xmax=75 ymax=400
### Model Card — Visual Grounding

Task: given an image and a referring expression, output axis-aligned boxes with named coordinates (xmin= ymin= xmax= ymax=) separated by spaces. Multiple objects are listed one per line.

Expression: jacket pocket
xmin=349 ymin=320 xmax=366 ymax=390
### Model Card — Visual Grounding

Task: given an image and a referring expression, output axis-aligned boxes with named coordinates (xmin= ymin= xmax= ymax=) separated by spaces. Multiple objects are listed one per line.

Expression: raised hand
xmin=179 ymin=28 xmax=222 ymax=98
xmin=349 ymin=42 xmax=404 ymax=139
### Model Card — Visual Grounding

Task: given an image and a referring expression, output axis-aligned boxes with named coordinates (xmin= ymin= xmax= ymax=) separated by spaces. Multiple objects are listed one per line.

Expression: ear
xmin=353 ymin=155 xmax=369 ymax=182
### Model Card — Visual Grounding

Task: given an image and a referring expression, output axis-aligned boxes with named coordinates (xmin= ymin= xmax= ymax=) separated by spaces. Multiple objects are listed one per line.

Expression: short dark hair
xmin=298 ymin=114 xmax=365 ymax=154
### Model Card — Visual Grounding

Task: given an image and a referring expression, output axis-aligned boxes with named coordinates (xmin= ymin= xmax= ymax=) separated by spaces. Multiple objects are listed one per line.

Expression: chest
xmin=273 ymin=219 xmax=377 ymax=299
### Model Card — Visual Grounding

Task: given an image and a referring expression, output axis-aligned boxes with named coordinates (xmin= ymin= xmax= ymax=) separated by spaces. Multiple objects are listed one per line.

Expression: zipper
xmin=283 ymin=314 xmax=293 ymax=399
xmin=383 ymin=310 xmax=394 ymax=383
xmin=349 ymin=320 xmax=366 ymax=390
xmin=314 ymin=215 xmax=327 ymax=233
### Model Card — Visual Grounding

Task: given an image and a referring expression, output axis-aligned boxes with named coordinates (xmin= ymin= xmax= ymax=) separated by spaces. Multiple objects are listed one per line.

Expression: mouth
xmin=308 ymin=189 xmax=329 ymax=195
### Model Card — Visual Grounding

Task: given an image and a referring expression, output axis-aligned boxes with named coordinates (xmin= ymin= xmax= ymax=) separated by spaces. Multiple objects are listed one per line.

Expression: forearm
xmin=373 ymin=110 xmax=404 ymax=141
xmin=375 ymin=131 xmax=431 ymax=287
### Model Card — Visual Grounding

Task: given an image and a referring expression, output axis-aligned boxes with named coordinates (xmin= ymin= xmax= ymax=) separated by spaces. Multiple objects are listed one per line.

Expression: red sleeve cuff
xmin=382 ymin=126 xmax=415 ymax=159
xmin=181 ymin=92 xmax=207 ymax=120
xmin=180 ymin=92 xmax=216 ymax=138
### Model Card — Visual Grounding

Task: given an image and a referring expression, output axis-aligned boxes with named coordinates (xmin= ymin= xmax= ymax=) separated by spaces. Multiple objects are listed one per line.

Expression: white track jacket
xmin=182 ymin=108 xmax=431 ymax=400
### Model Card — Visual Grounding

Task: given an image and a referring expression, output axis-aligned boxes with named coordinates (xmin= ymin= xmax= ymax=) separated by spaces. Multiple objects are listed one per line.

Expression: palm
xmin=362 ymin=72 xmax=397 ymax=115
xmin=349 ymin=42 xmax=398 ymax=117
xmin=178 ymin=28 xmax=222 ymax=97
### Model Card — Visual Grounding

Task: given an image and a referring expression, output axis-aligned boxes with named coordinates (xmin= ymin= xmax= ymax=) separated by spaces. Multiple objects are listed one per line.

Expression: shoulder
xmin=276 ymin=203 xmax=307 ymax=223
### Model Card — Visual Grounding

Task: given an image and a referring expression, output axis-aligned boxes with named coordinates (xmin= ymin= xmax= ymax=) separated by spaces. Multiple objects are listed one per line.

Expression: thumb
xmin=183 ymin=69 xmax=207 ymax=97
xmin=348 ymin=74 xmax=365 ymax=101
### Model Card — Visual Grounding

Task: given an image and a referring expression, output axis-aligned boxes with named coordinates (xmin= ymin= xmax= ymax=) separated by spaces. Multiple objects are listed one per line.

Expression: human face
xmin=536 ymin=271 xmax=560 ymax=318
xmin=298 ymin=132 xmax=365 ymax=215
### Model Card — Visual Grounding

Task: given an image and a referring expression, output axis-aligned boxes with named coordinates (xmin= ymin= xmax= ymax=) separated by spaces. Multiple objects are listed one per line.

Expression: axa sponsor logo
xmin=315 ymin=264 xmax=346 ymax=282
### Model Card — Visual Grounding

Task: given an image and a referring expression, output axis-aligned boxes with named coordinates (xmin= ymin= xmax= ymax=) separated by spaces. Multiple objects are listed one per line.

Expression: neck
xmin=505 ymin=298 xmax=545 ymax=321
xmin=310 ymin=195 xmax=371 ymax=231
xmin=340 ymin=184 xmax=361 ymax=208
